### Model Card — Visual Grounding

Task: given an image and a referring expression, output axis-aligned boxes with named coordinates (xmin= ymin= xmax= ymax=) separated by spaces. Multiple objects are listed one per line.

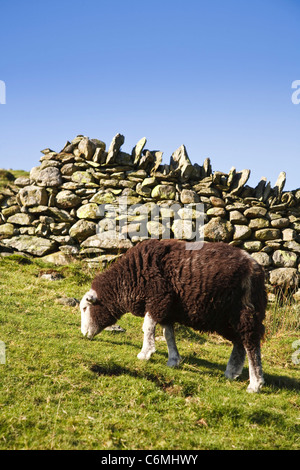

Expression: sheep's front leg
xmin=137 ymin=312 xmax=157 ymax=361
xmin=225 ymin=343 xmax=246 ymax=380
xmin=162 ymin=323 xmax=182 ymax=367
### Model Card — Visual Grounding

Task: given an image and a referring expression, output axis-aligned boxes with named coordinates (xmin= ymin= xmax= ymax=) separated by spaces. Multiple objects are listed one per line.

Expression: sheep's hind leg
xmin=245 ymin=344 xmax=264 ymax=393
xmin=137 ymin=312 xmax=157 ymax=361
xmin=162 ymin=323 xmax=182 ymax=367
xmin=225 ymin=343 xmax=246 ymax=380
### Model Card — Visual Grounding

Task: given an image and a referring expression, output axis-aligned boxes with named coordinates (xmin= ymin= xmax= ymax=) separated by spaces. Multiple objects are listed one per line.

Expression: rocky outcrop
xmin=0 ymin=133 xmax=299 ymax=293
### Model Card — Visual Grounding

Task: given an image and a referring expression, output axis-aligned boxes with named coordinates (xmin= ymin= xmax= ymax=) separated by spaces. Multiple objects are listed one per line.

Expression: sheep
xmin=80 ymin=239 xmax=267 ymax=393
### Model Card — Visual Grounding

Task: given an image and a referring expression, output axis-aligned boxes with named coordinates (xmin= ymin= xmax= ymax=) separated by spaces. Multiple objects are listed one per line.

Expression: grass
xmin=0 ymin=255 xmax=299 ymax=450
xmin=0 ymin=169 xmax=29 ymax=189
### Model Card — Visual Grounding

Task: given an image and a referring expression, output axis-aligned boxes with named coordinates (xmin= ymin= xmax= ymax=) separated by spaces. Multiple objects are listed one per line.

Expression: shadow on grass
xmin=90 ymin=363 xmax=175 ymax=393
xmin=90 ymin=354 xmax=300 ymax=394
xmin=185 ymin=354 xmax=300 ymax=391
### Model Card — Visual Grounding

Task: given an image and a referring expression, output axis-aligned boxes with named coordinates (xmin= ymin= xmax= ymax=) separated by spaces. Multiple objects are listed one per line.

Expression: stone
xmin=151 ymin=185 xmax=175 ymax=200
xmin=242 ymin=240 xmax=263 ymax=252
xmin=248 ymin=218 xmax=270 ymax=230
xmin=55 ymin=190 xmax=82 ymax=209
xmin=56 ymin=296 xmax=80 ymax=306
xmin=283 ymin=241 xmax=300 ymax=254
xmin=50 ymin=222 xmax=70 ymax=236
xmin=2 ymin=235 xmax=57 ymax=256
xmin=118 ymin=195 xmax=142 ymax=205
xmin=41 ymin=252 xmax=75 ymax=265
xmin=83 ymin=254 xmax=122 ymax=269
xmin=269 ymin=268 xmax=298 ymax=290
xmin=151 ymin=151 xmax=163 ymax=174
xmin=273 ymin=171 xmax=286 ymax=199
xmin=229 ymin=210 xmax=248 ymax=225
xmin=132 ymin=137 xmax=147 ymax=165
xmin=106 ymin=133 xmax=125 ymax=164
xmin=244 ymin=206 xmax=267 ymax=218
xmin=7 ymin=213 xmax=32 ymax=226
xmin=270 ymin=218 xmax=290 ymax=229
xmin=69 ymin=219 xmax=97 ymax=242
xmin=60 ymin=163 xmax=79 ymax=176
xmin=17 ymin=185 xmax=48 ymax=207
xmin=139 ymin=150 xmax=155 ymax=171
xmin=92 ymin=147 xmax=106 ymax=164
xmin=233 ymin=225 xmax=252 ymax=241
xmin=254 ymin=178 xmax=267 ymax=200
xmin=180 ymin=189 xmax=199 ymax=204
xmin=178 ymin=206 xmax=203 ymax=221
xmin=230 ymin=169 xmax=250 ymax=195
xmin=282 ymin=228 xmax=296 ymax=241
xmin=40 ymin=148 xmax=55 ymax=155
xmin=71 ymin=171 xmax=94 ymax=184
xmin=76 ymin=203 xmax=102 ymax=220
xmin=147 ymin=221 xmax=167 ymax=238
xmin=251 ymin=252 xmax=272 ymax=267
xmin=59 ymin=245 xmax=79 ymax=255
xmin=142 ymin=177 xmax=157 ymax=188
xmin=210 ymin=196 xmax=225 ymax=208
xmin=272 ymin=250 xmax=298 ymax=268
xmin=35 ymin=167 xmax=62 ymax=187
xmin=90 ymin=191 xmax=116 ymax=204
xmin=104 ymin=324 xmax=126 ymax=332
xmin=193 ymin=184 xmax=220 ymax=197
xmin=202 ymin=217 xmax=234 ymax=242
xmin=136 ymin=183 xmax=152 ymax=198
xmin=0 ymin=223 xmax=14 ymax=238
xmin=77 ymin=137 xmax=96 ymax=160
xmin=40 ymin=159 xmax=61 ymax=170
xmin=202 ymin=158 xmax=212 ymax=177
xmin=293 ymin=289 xmax=300 ymax=302
xmin=46 ymin=207 xmax=75 ymax=223
xmin=91 ymin=139 xmax=106 ymax=151
xmin=170 ymin=145 xmax=194 ymax=180
xmin=81 ymin=234 xmax=133 ymax=252
xmin=255 ymin=228 xmax=281 ymax=241
xmin=207 ymin=207 xmax=227 ymax=218
xmin=172 ymin=219 xmax=195 ymax=240
xmin=14 ymin=176 xmax=31 ymax=187
xmin=2 ymin=205 xmax=20 ymax=218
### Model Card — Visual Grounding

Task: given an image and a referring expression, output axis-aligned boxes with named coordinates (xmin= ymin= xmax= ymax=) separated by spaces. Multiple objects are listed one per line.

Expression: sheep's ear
xmin=86 ymin=295 xmax=97 ymax=305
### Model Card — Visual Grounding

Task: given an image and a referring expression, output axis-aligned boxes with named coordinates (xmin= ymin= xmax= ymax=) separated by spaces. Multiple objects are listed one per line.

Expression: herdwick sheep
xmin=80 ymin=239 xmax=267 ymax=392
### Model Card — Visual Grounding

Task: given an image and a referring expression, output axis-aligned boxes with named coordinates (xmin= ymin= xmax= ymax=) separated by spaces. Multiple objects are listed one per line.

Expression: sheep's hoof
xmin=167 ymin=356 xmax=182 ymax=367
xmin=224 ymin=370 xmax=240 ymax=380
xmin=137 ymin=349 xmax=156 ymax=361
xmin=247 ymin=380 xmax=264 ymax=393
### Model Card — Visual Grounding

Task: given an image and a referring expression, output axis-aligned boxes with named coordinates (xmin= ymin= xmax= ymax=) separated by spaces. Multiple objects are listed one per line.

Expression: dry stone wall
xmin=0 ymin=133 xmax=299 ymax=293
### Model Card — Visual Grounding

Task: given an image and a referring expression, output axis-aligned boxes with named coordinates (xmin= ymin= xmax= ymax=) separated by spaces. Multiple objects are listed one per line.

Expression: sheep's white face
xmin=80 ymin=289 xmax=99 ymax=339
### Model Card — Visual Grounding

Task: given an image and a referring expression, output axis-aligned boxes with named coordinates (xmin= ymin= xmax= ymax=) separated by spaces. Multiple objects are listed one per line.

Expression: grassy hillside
xmin=0 ymin=255 xmax=299 ymax=450
xmin=0 ymin=169 xmax=29 ymax=189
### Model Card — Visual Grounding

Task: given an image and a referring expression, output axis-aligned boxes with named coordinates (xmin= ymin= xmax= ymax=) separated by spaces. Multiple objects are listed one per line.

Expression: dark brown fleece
xmin=89 ymin=239 xmax=267 ymax=344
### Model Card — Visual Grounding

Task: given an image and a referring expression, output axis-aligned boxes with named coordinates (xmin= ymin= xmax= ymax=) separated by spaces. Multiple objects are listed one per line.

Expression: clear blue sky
xmin=0 ymin=0 xmax=300 ymax=190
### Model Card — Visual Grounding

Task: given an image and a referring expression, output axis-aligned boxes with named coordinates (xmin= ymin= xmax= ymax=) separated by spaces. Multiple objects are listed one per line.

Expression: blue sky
xmin=0 ymin=0 xmax=300 ymax=190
